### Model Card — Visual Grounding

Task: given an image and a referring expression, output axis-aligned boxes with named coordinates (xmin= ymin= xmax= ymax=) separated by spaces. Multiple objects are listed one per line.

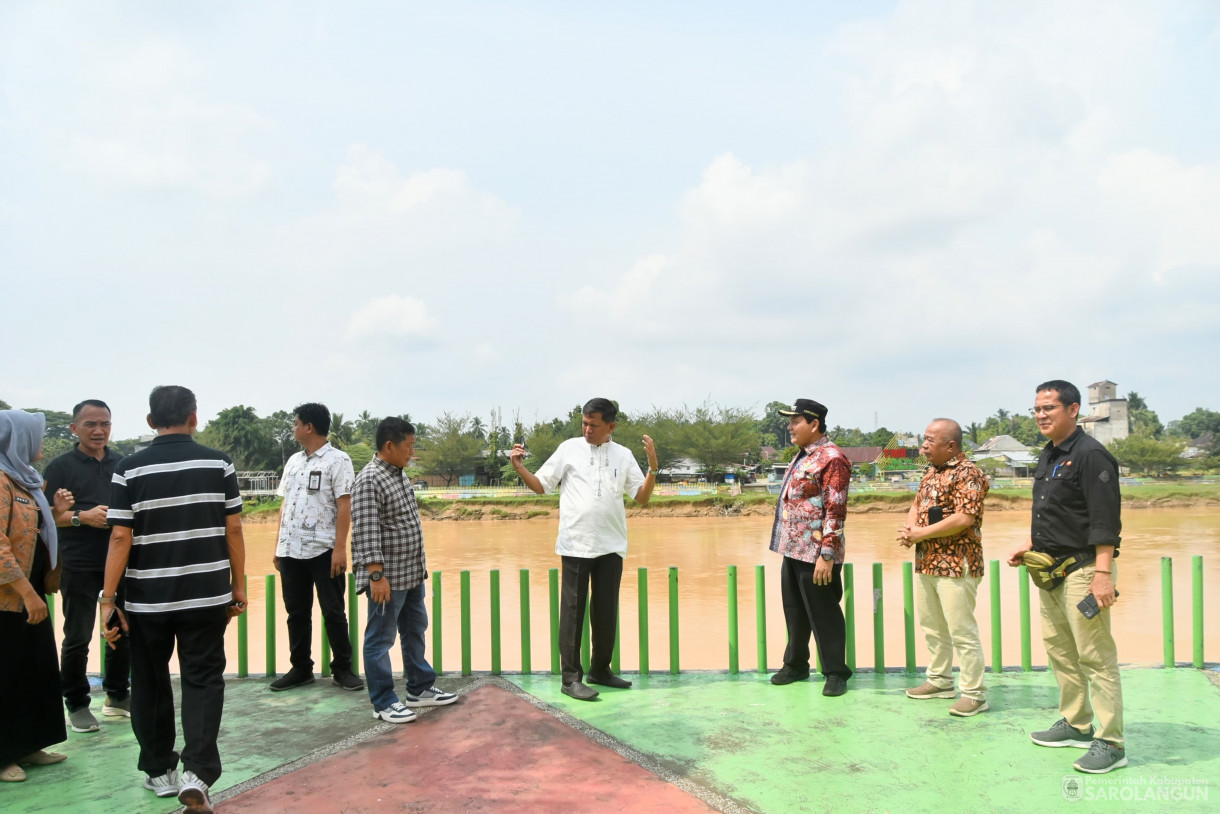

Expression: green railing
xmin=63 ymin=555 xmax=1208 ymax=678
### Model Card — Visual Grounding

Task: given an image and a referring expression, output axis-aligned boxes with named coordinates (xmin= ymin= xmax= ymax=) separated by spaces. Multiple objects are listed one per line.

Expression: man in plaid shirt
xmin=351 ymin=417 xmax=456 ymax=723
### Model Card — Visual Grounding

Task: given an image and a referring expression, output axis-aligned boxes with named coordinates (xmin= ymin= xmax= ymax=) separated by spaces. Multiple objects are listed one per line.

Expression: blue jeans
xmin=363 ymin=583 xmax=435 ymax=711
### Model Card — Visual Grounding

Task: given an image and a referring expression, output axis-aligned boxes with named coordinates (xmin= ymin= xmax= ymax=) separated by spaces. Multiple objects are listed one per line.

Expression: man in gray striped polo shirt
xmin=102 ymin=385 xmax=247 ymax=814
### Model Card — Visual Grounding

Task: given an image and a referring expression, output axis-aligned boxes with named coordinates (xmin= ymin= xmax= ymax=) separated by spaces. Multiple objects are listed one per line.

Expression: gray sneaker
xmin=404 ymin=686 xmax=458 ymax=707
xmin=142 ymin=769 xmax=180 ymax=798
xmin=1030 ymin=718 xmax=1094 ymax=748
xmin=1074 ymin=740 xmax=1127 ymax=774
xmin=178 ymin=769 xmax=213 ymax=813
xmin=102 ymin=696 xmax=131 ymax=717
xmin=68 ymin=706 xmax=100 ymax=733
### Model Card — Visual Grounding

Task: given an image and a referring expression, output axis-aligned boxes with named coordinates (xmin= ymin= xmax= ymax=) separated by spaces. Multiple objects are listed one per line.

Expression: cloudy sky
xmin=2 ymin=1 xmax=1218 ymax=439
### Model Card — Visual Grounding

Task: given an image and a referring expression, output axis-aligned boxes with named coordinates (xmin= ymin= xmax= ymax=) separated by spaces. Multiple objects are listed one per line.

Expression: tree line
xmin=3 ymin=395 xmax=1217 ymax=480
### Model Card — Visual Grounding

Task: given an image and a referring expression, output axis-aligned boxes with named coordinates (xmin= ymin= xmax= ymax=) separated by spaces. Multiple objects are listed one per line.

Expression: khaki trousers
xmin=916 ymin=574 xmax=986 ymax=700
xmin=1038 ymin=563 xmax=1123 ymax=746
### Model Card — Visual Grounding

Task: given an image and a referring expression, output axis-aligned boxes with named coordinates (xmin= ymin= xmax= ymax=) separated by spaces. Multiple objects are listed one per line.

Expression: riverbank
xmin=239 ymin=483 xmax=1220 ymax=522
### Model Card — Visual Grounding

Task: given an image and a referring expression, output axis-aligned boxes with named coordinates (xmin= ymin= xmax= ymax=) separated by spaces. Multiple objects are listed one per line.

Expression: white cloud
xmin=3 ymin=0 xmax=1217 ymax=434
xmin=346 ymin=295 xmax=438 ymax=342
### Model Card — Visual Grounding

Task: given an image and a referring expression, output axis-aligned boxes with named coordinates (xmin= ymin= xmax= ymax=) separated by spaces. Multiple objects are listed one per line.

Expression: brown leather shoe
xmin=948 ymin=698 xmax=989 ymax=717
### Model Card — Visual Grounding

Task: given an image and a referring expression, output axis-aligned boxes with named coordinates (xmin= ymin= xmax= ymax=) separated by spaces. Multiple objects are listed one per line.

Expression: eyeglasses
xmin=1032 ymin=405 xmax=1061 ymax=416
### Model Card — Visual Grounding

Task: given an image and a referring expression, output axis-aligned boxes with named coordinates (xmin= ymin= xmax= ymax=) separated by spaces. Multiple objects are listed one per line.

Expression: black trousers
xmin=559 ymin=553 xmax=623 ymax=684
xmin=780 ymin=556 xmax=852 ymax=679
xmin=60 ymin=569 xmax=130 ymax=710
xmin=128 ymin=607 xmax=229 ymax=785
xmin=0 ymin=544 xmax=65 ymax=767
xmin=279 ymin=550 xmax=352 ymax=675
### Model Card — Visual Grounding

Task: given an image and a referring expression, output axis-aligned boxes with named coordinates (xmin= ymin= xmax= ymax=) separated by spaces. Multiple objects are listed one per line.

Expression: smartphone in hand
xmin=105 ymin=607 xmax=124 ymax=637
xmin=1077 ymin=589 xmax=1119 ymax=619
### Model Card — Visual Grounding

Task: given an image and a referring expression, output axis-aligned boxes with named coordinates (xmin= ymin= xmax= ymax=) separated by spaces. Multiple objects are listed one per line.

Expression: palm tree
xmin=356 ymin=410 xmax=377 ymax=444
xmin=328 ymin=413 xmax=356 ymax=449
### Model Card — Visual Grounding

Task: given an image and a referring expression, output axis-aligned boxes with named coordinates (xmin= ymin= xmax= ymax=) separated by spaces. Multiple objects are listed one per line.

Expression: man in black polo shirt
xmin=102 ymin=386 xmax=247 ymax=813
xmin=43 ymin=399 xmax=131 ymax=734
xmin=1008 ymin=379 xmax=1125 ymax=774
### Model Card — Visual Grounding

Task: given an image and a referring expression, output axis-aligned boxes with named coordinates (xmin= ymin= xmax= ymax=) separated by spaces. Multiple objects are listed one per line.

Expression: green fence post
xmin=581 ymin=599 xmax=591 ymax=674
xmin=461 ymin=570 xmax=472 ymax=676
xmin=755 ymin=564 xmax=767 ymax=673
xmin=989 ymin=560 xmax=1001 ymax=675
xmin=520 ymin=569 xmax=531 ymax=675
xmin=549 ymin=568 xmax=560 ymax=675
xmin=638 ymin=567 xmax=650 ymax=676
xmin=611 ymin=605 xmax=621 ymax=675
xmin=47 ymin=594 xmax=54 ymax=628
xmin=1162 ymin=557 xmax=1174 ymax=668
xmin=237 ymin=574 xmax=248 ymax=678
xmin=727 ymin=565 xmax=739 ymax=675
xmin=266 ymin=574 xmax=276 ymax=676
xmin=349 ymin=573 xmax=360 ymax=676
xmin=431 ymin=572 xmax=441 ymax=675
xmin=668 ymin=567 xmax=680 ymax=675
xmin=321 ymin=626 xmax=331 ymax=678
xmin=1193 ymin=555 xmax=1204 ymax=669
xmin=490 ymin=570 xmax=501 ymax=676
xmin=872 ymin=562 xmax=884 ymax=672
xmin=844 ymin=563 xmax=856 ymax=672
xmin=1018 ymin=565 xmax=1031 ymax=672
xmin=902 ymin=561 xmax=915 ymax=674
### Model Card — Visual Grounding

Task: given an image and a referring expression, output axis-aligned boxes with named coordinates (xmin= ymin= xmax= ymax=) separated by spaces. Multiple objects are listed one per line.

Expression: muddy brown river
xmin=85 ymin=507 xmax=1219 ymax=675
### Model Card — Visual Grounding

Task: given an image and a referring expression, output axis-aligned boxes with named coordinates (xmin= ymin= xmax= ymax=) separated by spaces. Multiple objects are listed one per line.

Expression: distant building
xmin=839 ymin=446 xmax=884 ymax=479
xmin=971 ymin=435 xmax=1038 ymax=477
xmin=1078 ymin=380 xmax=1129 ymax=445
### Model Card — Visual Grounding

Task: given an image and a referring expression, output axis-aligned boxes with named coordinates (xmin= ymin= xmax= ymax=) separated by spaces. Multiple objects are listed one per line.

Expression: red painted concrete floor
xmin=222 ymin=684 xmax=715 ymax=813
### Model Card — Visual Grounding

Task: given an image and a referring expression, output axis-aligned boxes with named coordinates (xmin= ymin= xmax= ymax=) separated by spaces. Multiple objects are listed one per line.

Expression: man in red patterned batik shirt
xmin=769 ymin=399 xmax=853 ymax=697
xmin=898 ymin=418 xmax=990 ymax=717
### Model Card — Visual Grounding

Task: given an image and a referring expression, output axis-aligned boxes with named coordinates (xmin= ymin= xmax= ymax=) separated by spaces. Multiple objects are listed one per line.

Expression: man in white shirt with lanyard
xmin=269 ymin=403 xmax=362 ymax=692
xmin=510 ymin=398 xmax=658 ymax=701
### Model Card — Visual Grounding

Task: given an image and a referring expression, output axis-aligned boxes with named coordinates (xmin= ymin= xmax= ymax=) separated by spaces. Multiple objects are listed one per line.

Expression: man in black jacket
xmin=1008 ymin=380 xmax=1124 ymax=774
xmin=43 ymin=399 xmax=129 ymax=733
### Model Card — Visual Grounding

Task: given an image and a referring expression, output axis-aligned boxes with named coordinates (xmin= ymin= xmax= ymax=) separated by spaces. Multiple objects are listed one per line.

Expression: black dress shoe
xmin=770 ymin=667 xmax=810 ymax=686
xmin=332 ymin=672 xmax=366 ymax=691
xmin=587 ymin=671 xmax=632 ymax=689
xmin=561 ymin=681 xmax=600 ymax=701
xmin=822 ymin=675 xmax=848 ymax=697
xmin=269 ymin=670 xmax=315 ymax=692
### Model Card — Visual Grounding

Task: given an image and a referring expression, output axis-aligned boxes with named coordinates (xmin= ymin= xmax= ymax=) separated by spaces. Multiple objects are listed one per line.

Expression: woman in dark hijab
xmin=0 ymin=410 xmax=73 ymax=783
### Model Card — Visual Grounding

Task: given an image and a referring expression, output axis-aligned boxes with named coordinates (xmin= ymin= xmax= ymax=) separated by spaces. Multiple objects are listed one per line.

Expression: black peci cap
xmin=777 ymin=398 xmax=828 ymax=426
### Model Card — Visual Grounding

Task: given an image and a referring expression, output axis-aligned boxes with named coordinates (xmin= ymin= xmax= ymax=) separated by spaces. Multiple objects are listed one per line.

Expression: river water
xmin=87 ymin=507 xmax=1219 ymax=675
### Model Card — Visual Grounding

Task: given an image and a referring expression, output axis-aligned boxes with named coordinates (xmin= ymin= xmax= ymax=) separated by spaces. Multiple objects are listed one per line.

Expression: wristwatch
xmin=369 ymin=570 xmax=384 ymax=582
xmin=97 ymin=590 xmax=116 ymax=605
xmin=71 ymin=511 xmax=81 ymax=527
xmin=819 ymin=550 xmax=834 ymax=562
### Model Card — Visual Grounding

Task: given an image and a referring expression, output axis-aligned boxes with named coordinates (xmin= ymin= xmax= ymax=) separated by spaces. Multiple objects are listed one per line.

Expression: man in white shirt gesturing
xmin=510 ymin=398 xmax=657 ymax=701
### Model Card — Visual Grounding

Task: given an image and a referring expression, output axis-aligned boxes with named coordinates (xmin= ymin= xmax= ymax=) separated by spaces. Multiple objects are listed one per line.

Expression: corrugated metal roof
xmin=839 ymin=446 xmax=884 ymax=464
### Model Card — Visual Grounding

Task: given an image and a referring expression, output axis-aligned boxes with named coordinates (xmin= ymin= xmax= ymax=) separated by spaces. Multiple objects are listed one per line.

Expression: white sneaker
xmin=142 ymin=769 xmax=180 ymax=798
xmin=373 ymin=702 xmax=417 ymax=724
xmin=178 ymin=769 xmax=213 ymax=813
xmin=404 ymin=686 xmax=458 ymax=707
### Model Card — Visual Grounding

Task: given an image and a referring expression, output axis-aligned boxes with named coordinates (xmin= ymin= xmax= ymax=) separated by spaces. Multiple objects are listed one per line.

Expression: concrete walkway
xmin=3 ymin=667 xmax=1216 ymax=813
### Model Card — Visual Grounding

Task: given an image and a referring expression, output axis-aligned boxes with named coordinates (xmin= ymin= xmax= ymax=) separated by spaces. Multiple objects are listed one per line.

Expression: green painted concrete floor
xmin=3 ymin=668 xmax=1217 ymax=813
xmin=507 ymin=668 xmax=1220 ymax=814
